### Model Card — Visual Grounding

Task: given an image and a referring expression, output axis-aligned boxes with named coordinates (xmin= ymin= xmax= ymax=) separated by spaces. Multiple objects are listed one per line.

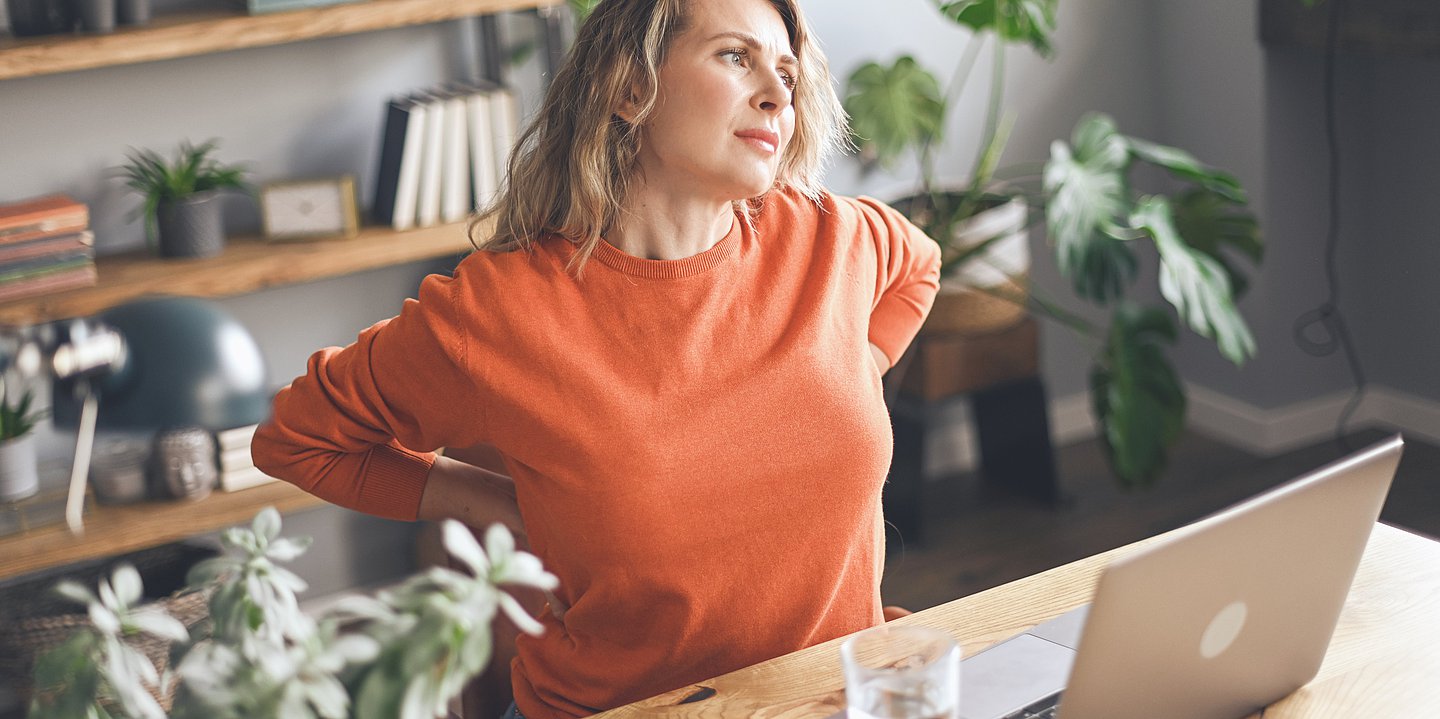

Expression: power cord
xmin=1291 ymin=0 xmax=1366 ymax=450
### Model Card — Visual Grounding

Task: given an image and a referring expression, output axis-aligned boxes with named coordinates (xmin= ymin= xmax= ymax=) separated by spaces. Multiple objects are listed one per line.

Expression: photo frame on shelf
xmin=258 ymin=175 xmax=360 ymax=242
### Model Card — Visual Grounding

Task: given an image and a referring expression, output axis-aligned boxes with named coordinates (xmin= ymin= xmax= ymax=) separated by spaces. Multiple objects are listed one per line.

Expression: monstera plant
xmin=843 ymin=0 xmax=1263 ymax=487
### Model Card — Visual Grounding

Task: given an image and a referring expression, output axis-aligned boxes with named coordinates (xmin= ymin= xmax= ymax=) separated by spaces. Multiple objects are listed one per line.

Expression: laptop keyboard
xmin=1001 ymin=691 xmax=1062 ymax=719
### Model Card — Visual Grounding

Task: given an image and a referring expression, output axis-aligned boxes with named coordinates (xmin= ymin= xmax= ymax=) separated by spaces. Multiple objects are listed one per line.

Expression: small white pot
xmin=0 ymin=433 xmax=40 ymax=503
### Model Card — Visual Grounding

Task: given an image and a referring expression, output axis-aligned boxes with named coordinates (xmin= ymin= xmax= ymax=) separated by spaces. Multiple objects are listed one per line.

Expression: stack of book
xmin=215 ymin=423 xmax=279 ymax=492
xmin=372 ymin=82 xmax=520 ymax=231
xmin=0 ymin=194 xmax=98 ymax=303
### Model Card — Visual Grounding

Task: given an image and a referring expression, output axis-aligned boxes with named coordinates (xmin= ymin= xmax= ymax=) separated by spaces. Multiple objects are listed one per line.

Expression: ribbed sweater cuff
xmin=362 ymin=445 xmax=434 ymax=521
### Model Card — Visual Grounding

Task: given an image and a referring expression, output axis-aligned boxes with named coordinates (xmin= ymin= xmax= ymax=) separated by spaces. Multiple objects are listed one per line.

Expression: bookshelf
xmin=0 ymin=0 xmax=563 ymax=81
xmin=0 ymin=219 xmax=481 ymax=325
xmin=0 ymin=0 xmax=561 ymax=583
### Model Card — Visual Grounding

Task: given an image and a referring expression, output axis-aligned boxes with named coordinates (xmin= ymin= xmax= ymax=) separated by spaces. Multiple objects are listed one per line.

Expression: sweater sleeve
xmin=251 ymin=270 xmax=486 ymax=521
xmin=853 ymin=196 xmax=942 ymax=368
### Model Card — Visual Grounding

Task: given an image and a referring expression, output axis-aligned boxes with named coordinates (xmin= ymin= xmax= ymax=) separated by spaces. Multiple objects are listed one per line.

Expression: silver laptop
xmin=959 ymin=434 xmax=1404 ymax=719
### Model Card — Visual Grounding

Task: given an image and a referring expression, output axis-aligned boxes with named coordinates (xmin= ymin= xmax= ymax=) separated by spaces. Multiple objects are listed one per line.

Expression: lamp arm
xmin=65 ymin=382 xmax=99 ymax=535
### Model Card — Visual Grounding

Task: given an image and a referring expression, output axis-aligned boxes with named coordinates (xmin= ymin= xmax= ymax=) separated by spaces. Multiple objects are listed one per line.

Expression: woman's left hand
xmin=869 ymin=343 xmax=890 ymax=375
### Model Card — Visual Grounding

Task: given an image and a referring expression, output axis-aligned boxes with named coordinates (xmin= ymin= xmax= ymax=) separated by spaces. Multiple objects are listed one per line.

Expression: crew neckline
xmin=589 ymin=215 xmax=743 ymax=279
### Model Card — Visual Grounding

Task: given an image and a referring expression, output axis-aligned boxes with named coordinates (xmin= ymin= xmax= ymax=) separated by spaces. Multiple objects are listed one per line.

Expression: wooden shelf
xmin=0 ymin=481 xmax=327 ymax=580
xmin=0 ymin=0 xmax=562 ymax=81
xmin=0 ymin=220 xmax=479 ymax=325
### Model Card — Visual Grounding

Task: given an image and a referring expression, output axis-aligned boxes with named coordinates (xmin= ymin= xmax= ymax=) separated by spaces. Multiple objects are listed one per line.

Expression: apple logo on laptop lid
xmin=1200 ymin=600 xmax=1249 ymax=659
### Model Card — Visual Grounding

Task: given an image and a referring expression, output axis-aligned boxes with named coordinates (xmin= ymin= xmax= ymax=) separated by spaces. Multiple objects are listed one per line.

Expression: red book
xmin=0 ymin=264 xmax=98 ymax=303
xmin=0 ymin=195 xmax=89 ymax=246
xmin=0 ymin=231 xmax=94 ymax=265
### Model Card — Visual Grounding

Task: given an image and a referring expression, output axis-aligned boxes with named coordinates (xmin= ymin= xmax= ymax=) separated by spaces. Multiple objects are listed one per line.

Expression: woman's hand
xmin=869 ymin=342 xmax=891 ymax=375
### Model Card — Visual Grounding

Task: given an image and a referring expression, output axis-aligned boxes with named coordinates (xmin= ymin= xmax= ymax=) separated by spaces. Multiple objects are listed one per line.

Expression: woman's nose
xmin=756 ymin=74 xmax=792 ymax=114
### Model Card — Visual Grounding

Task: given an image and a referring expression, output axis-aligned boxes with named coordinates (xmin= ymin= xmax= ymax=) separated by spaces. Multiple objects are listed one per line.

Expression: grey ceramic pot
xmin=156 ymin=191 xmax=226 ymax=259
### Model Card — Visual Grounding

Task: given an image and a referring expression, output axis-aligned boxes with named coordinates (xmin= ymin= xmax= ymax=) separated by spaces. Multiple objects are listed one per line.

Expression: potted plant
xmin=117 ymin=139 xmax=250 ymax=259
xmin=843 ymin=0 xmax=1263 ymax=487
xmin=0 ymin=387 xmax=48 ymax=503
xmin=26 ymin=508 xmax=555 ymax=719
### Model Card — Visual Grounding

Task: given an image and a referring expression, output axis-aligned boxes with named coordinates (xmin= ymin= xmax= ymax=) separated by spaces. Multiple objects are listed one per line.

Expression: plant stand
xmin=883 ymin=317 xmax=1062 ymax=545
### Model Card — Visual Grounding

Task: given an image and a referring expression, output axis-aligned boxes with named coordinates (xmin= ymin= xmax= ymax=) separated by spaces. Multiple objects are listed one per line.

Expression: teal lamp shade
xmin=54 ymin=297 xmax=270 ymax=431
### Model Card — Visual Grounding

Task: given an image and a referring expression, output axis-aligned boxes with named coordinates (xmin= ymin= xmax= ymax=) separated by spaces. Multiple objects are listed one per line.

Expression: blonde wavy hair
xmin=468 ymin=0 xmax=849 ymax=273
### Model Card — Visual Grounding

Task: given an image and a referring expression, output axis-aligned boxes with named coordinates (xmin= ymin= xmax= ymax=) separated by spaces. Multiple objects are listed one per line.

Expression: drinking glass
xmin=841 ymin=625 xmax=961 ymax=719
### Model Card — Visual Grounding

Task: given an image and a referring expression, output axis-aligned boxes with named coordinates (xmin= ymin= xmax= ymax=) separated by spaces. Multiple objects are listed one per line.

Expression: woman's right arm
xmin=420 ymin=454 xmax=527 ymax=546
xmin=253 ymin=271 xmax=494 ymax=522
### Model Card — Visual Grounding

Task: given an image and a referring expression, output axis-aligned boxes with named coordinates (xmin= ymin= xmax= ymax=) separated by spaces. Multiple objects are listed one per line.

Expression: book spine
xmin=416 ymin=93 xmax=447 ymax=228
xmin=489 ymin=88 xmax=519 ymax=195
xmin=371 ymin=99 xmax=414 ymax=228
xmin=441 ymin=94 xmax=471 ymax=224
xmin=0 ymin=264 xmax=97 ymax=303
xmin=215 ymin=423 xmax=259 ymax=451
xmin=0 ymin=231 xmax=93 ymax=265
xmin=467 ymin=91 xmax=498 ymax=211
xmin=392 ymin=101 xmax=429 ymax=231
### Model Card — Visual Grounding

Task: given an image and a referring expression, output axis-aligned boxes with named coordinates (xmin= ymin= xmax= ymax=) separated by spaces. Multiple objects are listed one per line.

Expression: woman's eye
xmin=780 ymin=72 xmax=797 ymax=90
xmin=723 ymin=49 xmax=746 ymax=65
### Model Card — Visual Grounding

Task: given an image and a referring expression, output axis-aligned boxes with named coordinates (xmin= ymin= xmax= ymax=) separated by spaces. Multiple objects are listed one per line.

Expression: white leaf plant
xmin=28 ymin=507 xmax=558 ymax=719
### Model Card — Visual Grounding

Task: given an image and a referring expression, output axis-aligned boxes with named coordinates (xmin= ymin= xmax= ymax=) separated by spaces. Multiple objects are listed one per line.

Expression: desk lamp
xmin=41 ymin=296 xmax=270 ymax=533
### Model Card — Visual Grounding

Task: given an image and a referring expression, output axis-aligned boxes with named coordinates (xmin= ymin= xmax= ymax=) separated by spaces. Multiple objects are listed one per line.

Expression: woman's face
xmin=629 ymin=0 xmax=798 ymax=203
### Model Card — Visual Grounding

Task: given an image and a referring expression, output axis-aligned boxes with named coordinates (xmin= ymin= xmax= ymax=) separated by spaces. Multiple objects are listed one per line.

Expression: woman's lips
xmin=735 ymin=129 xmax=780 ymax=154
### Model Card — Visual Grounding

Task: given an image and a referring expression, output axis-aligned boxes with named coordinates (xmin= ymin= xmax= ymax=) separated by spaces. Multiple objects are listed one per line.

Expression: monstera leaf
xmin=1044 ymin=113 xmax=1136 ymax=302
xmin=935 ymin=0 xmax=1059 ymax=56
xmin=844 ymin=57 xmax=946 ymax=169
xmin=1091 ymin=304 xmax=1186 ymax=488
xmin=1170 ymin=187 xmax=1262 ymax=299
xmin=1127 ymin=137 xmax=1246 ymax=204
xmin=1132 ymin=196 xmax=1257 ymax=364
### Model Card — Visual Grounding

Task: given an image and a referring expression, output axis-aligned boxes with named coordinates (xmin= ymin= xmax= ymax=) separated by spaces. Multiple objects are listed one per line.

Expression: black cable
xmin=1291 ymin=0 xmax=1366 ymax=450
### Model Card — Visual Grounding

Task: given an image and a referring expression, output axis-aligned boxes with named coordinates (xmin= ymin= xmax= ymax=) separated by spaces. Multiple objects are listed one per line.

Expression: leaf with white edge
xmin=1044 ymin=113 xmax=1136 ymax=302
xmin=498 ymin=591 xmax=546 ymax=636
xmin=54 ymin=580 xmax=97 ymax=606
xmin=270 ymin=565 xmax=310 ymax=594
xmin=484 ymin=523 xmax=516 ymax=565
xmin=111 ymin=565 xmax=144 ymax=607
xmin=89 ymin=603 xmax=120 ymax=635
xmin=128 ymin=608 xmax=189 ymax=642
xmin=329 ymin=634 xmax=381 ymax=664
xmin=266 ymin=536 xmax=313 ymax=562
xmin=98 ymin=578 xmax=119 ymax=612
xmin=253 ymin=506 xmax=282 ymax=544
xmin=1132 ymin=196 xmax=1256 ymax=364
xmin=442 ymin=520 xmax=489 ymax=576
xmin=495 ymin=552 xmax=560 ymax=591
xmin=1127 ymin=136 xmax=1246 ymax=203
xmin=936 ymin=0 xmax=1060 ymax=56
xmin=399 ymin=673 xmax=434 ymax=719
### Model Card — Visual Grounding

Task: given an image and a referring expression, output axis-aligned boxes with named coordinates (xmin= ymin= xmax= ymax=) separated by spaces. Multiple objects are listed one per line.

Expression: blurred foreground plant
xmin=29 ymin=508 xmax=556 ymax=719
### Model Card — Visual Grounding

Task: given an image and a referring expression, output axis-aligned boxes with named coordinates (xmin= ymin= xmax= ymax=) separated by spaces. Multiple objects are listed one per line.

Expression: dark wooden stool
xmin=883 ymin=317 xmax=1061 ymax=545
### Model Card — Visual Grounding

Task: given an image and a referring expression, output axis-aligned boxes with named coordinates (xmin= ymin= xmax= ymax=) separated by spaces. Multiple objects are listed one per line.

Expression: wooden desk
xmin=596 ymin=523 xmax=1440 ymax=718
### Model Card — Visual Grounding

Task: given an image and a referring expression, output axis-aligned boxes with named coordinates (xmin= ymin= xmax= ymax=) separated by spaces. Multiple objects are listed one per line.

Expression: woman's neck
xmin=609 ymin=187 xmax=735 ymax=261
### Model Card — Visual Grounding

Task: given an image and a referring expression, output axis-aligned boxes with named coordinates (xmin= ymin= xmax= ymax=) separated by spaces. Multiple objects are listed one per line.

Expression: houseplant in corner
xmin=117 ymin=139 xmax=250 ymax=259
xmin=26 ymin=508 xmax=556 ymax=719
xmin=843 ymin=0 xmax=1263 ymax=487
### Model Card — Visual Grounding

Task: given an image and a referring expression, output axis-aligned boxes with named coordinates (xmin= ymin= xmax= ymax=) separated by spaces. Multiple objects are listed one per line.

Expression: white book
xmin=466 ymin=90 xmax=498 ymax=211
xmin=219 ymin=445 xmax=254 ymax=473
xmin=215 ymin=423 xmax=258 ymax=452
xmin=488 ymin=87 xmax=519 ymax=194
xmin=220 ymin=465 xmax=279 ymax=493
xmin=392 ymin=99 xmax=429 ymax=231
xmin=440 ymin=92 xmax=470 ymax=224
xmin=416 ymin=92 xmax=447 ymax=228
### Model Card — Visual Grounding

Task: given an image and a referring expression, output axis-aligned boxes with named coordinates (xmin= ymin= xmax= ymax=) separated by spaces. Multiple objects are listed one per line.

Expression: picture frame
xmin=258 ymin=175 xmax=360 ymax=242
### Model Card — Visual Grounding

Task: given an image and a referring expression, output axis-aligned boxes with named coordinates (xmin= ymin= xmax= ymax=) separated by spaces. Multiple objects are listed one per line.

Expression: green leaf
xmin=567 ymin=0 xmax=601 ymax=22
xmin=935 ymin=0 xmax=1059 ymax=56
xmin=1170 ymin=187 xmax=1262 ymax=298
xmin=1091 ymin=304 xmax=1185 ymax=488
xmin=1132 ymin=196 xmax=1257 ymax=364
xmin=843 ymin=57 xmax=946 ymax=169
xmin=1044 ymin=113 xmax=1137 ymax=302
xmin=1126 ymin=137 xmax=1246 ymax=203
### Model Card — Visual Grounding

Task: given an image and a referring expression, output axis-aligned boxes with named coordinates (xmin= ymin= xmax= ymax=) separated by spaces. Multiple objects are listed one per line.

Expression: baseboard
xmin=921 ymin=383 xmax=1440 ymax=478
xmin=1180 ymin=384 xmax=1440 ymax=454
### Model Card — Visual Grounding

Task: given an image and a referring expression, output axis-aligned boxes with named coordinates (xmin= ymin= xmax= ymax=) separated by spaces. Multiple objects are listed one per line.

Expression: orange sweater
xmin=252 ymin=187 xmax=940 ymax=718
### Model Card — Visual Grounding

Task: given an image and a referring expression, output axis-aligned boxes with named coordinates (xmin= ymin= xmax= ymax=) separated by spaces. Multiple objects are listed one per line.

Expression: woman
xmin=251 ymin=0 xmax=941 ymax=717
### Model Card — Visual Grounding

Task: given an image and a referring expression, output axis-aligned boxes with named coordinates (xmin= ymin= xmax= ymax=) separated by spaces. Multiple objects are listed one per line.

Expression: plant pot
xmin=157 ymin=191 xmax=226 ymax=259
xmin=0 ymin=434 xmax=40 ymax=503
xmin=72 ymin=0 xmax=115 ymax=33
xmin=919 ymin=195 xmax=1030 ymax=337
xmin=4 ymin=0 xmax=74 ymax=36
